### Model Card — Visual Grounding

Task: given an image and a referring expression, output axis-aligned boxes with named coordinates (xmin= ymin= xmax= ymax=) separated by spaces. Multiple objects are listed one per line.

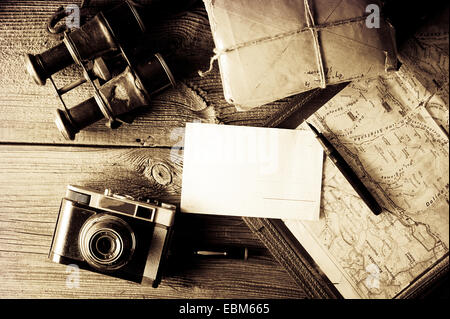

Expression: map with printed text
xmin=284 ymin=18 xmax=449 ymax=298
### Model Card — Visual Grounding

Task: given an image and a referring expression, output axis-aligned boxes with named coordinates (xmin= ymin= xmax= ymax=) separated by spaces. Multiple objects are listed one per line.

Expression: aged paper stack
xmin=284 ymin=13 xmax=449 ymax=298
xmin=202 ymin=0 xmax=398 ymax=110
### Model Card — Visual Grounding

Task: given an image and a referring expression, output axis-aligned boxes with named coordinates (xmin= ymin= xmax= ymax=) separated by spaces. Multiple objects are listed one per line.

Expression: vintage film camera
xmin=25 ymin=0 xmax=175 ymax=140
xmin=49 ymin=185 xmax=176 ymax=287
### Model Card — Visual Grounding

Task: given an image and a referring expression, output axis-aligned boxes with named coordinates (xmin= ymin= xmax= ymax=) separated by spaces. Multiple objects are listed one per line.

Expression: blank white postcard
xmin=180 ymin=123 xmax=323 ymax=220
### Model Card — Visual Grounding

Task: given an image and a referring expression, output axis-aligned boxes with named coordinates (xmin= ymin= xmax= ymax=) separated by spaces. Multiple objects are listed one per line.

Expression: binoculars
xmin=25 ymin=0 xmax=175 ymax=140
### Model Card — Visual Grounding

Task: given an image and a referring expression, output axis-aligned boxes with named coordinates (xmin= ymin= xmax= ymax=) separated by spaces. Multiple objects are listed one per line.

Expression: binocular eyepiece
xmin=25 ymin=0 xmax=176 ymax=140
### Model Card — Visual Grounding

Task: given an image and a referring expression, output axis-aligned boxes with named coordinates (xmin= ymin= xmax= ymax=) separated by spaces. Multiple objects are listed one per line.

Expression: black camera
xmin=49 ymin=185 xmax=176 ymax=287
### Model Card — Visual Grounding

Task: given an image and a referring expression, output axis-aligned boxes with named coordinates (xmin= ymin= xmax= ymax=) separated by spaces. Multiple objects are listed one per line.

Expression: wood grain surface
xmin=0 ymin=145 xmax=306 ymax=298
xmin=0 ymin=0 xmax=307 ymax=298
xmin=0 ymin=0 xmax=288 ymax=146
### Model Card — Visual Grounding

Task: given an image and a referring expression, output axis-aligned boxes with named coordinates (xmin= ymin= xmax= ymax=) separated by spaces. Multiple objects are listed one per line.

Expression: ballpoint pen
xmin=169 ymin=247 xmax=249 ymax=260
xmin=193 ymin=247 xmax=249 ymax=260
xmin=307 ymin=122 xmax=383 ymax=215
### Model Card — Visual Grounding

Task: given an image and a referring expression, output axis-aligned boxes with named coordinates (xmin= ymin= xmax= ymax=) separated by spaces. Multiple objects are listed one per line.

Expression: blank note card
xmin=180 ymin=123 xmax=324 ymax=220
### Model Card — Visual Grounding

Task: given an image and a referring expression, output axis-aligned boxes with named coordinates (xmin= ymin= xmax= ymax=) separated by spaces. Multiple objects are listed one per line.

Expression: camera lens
xmin=79 ymin=214 xmax=135 ymax=270
xmin=90 ymin=230 xmax=122 ymax=264
xmin=96 ymin=235 xmax=114 ymax=255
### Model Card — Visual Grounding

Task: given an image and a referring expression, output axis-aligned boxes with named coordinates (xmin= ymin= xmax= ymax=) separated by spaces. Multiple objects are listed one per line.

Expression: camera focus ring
xmin=79 ymin=214 xmax=135 ymax=270
xmin=89 ymin=229 xmax=123 ymax=264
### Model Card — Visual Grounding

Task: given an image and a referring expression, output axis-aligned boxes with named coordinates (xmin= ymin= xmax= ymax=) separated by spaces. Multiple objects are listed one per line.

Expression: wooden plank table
xmin=0 ymin=0 xmax=309 ymax=298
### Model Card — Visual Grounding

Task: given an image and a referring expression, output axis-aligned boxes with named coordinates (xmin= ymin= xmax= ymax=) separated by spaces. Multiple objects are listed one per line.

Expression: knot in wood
xmin=151 ymin=163 xmax=172 ymax=185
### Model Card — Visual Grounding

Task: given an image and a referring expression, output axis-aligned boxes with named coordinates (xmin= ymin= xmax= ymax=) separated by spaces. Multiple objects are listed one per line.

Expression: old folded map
xmin=284 ymin=17 xmax=449 ymax=298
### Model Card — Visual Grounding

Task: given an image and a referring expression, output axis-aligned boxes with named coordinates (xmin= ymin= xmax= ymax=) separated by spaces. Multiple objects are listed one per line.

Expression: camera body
xmin=49 ymin=185 xmax=176 ymax=287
